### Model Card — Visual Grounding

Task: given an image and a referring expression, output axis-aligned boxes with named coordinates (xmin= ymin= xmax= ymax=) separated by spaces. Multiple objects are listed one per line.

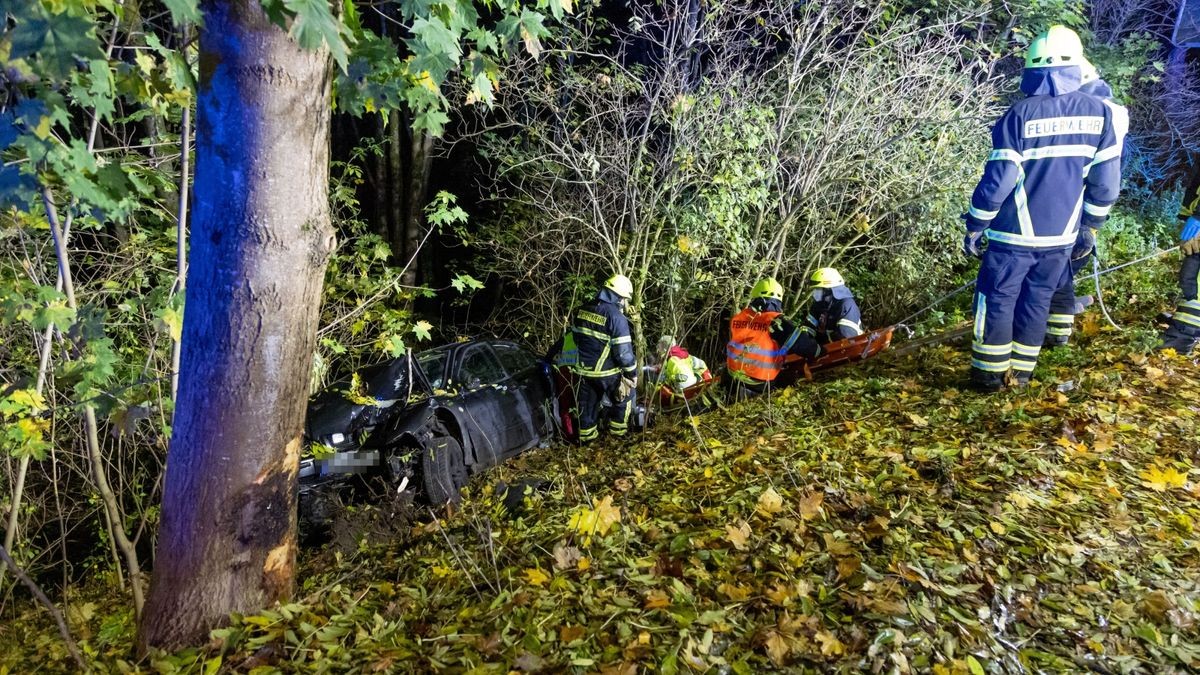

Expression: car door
xmin=491 ymin=341 xmax=554 ymax=442
xmin=451 ymin=344 xmax=528 ymax=468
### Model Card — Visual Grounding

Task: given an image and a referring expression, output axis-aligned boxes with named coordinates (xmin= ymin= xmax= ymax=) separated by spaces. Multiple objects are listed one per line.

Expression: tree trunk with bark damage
xmin=137 ymin=0 xmax=334 ymax=651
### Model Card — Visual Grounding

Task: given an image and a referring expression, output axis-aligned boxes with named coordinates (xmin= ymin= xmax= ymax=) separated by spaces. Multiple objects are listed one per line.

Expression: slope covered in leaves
xmin=5 ymin=286 xmax=1200 ymax=673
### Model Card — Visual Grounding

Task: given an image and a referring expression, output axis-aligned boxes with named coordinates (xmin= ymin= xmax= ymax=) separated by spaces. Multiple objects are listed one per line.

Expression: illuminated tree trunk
xmin=138 ymin=0 xmax=334 ymax=650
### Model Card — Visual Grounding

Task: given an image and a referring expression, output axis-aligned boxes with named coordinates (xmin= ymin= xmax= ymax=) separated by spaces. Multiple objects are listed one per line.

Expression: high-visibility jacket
xmin=965 ymin=66 xmax=1122 ymax=249
xmin=660 ymin=346 xmax=710 ymax=392
xmin=550 ymin=331 xmax=579 ymax=368
xmin=727 ymin=308 xmax=793 ymax=382
xmin=569 ymin=290 xmax=637 ymax=378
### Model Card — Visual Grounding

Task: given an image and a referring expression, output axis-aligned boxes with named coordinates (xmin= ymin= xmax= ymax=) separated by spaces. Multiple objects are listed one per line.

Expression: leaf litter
xmin=4 ymin=316 xmax=1200 ymax=674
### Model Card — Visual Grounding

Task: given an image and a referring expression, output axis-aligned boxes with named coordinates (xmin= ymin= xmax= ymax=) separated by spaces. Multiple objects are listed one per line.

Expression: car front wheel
xmin=422 ymin=433 xmax=467 ymax=504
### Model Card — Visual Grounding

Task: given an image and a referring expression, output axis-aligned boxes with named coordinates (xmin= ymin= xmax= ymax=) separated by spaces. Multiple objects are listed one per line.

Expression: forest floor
xmin=4 ymin=264 xmax=1200 ymax=674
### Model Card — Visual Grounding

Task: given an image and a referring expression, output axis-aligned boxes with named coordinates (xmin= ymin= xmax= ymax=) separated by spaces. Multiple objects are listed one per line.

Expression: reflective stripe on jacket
xmin=966 ymin=82 xmax=1121 ymax=249
xmin=727 ymin=308 xmax=789 ymax=382
xmin=569 ymin=293 xmax=636 ymax=378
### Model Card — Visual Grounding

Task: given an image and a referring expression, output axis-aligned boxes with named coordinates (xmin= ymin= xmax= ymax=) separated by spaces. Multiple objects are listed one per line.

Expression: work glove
xmin=617 ymin=375 xmax=638 ymax=401
xmin=962 ymin=230 xmax=985 ymax=259
xmin=1182 ymin=217 xmax=1200 ymax=256
xmin=1071 ymin=226 xmax=1097 ymax=261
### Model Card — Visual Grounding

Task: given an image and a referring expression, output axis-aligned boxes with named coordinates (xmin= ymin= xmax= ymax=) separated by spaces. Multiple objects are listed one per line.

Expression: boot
xmin=969 ymin=368 xmax=1005 ymax=393
xmin=1157 ymin=323 xmax=1200 ymax=355
xmin=1010 ymin=370 xmax=1032 ymax=388
xmin=1043 ymin=333 xmax=1069 ymax=348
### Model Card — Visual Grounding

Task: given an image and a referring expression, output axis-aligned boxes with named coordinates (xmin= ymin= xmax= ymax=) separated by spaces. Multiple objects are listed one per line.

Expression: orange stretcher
xmin=782 ymin=325 xmax=896 ymax=381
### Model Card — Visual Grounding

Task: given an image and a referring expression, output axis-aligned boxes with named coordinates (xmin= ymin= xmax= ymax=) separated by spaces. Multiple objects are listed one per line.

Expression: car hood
xmin=305 ymin=391 xmax=370 ymax=441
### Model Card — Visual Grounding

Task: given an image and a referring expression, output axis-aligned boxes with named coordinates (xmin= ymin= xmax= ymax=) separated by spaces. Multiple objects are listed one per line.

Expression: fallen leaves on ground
xmin=6 ymin=300 xmax=1200 ymax=674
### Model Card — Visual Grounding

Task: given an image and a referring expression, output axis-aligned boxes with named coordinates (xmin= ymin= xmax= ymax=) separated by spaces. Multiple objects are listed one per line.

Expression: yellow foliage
xmin=1140 ymin=465 xmax=1187 ymax=491
xmin=524 ymin=568 xmax=550 ymax=586
xmin=569 ymin=495 xmax=622 ymax=538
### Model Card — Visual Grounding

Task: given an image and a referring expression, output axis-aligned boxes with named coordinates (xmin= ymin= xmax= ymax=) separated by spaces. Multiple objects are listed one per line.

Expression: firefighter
xmin=1157 ymin=163 xmax=1200 ymax=353
xmin=568 ymin=274 xmax=639 ymax=442
xmin=1046 ymin=58 xmax=1129 ymax=346
xmin=962 ymin=26 xmax=1121 ymax=391
xmin=726 ymin=278 xmax=821 ymax=401
xmin=802 ymin=268 xmax=864 ymax=344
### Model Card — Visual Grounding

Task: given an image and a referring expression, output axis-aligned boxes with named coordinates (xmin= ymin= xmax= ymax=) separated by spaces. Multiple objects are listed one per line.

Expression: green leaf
xmin=450 ymin=273 xmax=484 ymax=293
xmin=162 ymin=0 xmax=202 ymax=25
xmin=10 ymin=12 xmax=103 ymax=79
xmin=282 ymin=0 xmax=354 ymax=69
xmin=384 ymin=335 xmax=406 ymax=358
xmin=966 ymin=655 xmax=985 ymax=675
xmin=413 ymin=108 xmax=450 ymax=136
xmin=411 ymin=17 xmax=462 ymax=66
xmin=412 ymin=320 xmax=433 ymax=342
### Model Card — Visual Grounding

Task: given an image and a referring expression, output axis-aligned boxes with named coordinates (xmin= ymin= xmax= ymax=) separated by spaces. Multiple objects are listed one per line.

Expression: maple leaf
xmin=815 ymin=630 xmax=846 ymax=657
xmin=797 ymin=491 xmax=824 ymax=521
xmin=756 ymin=487 xmax=784 ymax=516
xmin=764 ymin=631 xmax=790 ymax=665
xmin=718 ymin=582 xmax=751 ymax=601
xmin=524 ymin=568 xmax=550 ymax=586
xmin=643 ymin=590 xmax=670 ymax=609
xmin=725 ymin=521 xmax=751 ymax=550
xmin=1140 ymin=465 xmax=1187 ymax=491
xmin=569 ymin=495 xmax=622 ymax=537
xmin=552 ymin=544 xmax=581 ymax=570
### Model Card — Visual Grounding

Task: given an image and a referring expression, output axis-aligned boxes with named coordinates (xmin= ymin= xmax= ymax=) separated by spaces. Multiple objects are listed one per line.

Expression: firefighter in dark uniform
xmin=726 ymin=278 xmax=821 ymax=401
xmin=1158 ymin=163 xmax=1200 ymax=353
xmin=568 ymin=274 xmax=638 ymax=442
xmin=962 ymin=26 xmax=1121 ymax=391
xmin=1045 ymin=59 xmax=1129 ymax=346
xmin=801 ymin=268 xmax=864 ymax=344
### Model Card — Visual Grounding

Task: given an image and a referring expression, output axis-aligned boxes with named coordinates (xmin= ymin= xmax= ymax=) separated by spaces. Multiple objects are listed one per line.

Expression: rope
xmin=1091 ymin=254 xmax=1122 ymax=331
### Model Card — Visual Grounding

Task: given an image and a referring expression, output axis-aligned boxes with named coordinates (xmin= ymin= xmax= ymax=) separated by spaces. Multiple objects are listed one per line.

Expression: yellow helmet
xmin=811 ymin=267 xmax=845 ymax=288
xmin=750 ymin=278 xmax=784 ymax=301
xmin=1025 ymin=25 xmax=1084 ymax=69
xmin=605 ymin=274 xmax=633 ymax=299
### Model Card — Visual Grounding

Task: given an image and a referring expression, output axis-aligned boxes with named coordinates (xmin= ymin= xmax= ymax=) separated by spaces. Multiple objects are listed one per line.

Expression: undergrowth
xmin=3 ymin=262 xmax=1199 ymax=674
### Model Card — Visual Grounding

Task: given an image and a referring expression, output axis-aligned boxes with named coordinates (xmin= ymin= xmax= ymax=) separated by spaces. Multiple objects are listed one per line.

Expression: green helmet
xmin=605 ymin=274 xmax=633 ymax=299
xmin=750 ymin=278 xmax=784 ymax=301
xmin=811 ymin=267 xmax=845 ymax=289
xmin=1025 ymin=25 xmax=1084 ymax=69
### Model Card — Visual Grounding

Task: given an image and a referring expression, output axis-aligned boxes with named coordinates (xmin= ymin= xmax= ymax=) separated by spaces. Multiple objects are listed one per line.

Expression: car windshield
xmin=417 ymin=348 xmax=451 ymax=390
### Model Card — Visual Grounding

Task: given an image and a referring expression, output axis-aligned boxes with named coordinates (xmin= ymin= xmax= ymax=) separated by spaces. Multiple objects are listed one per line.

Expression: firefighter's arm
xmin=1081 ymin=109 xmax=1122 ymax=229
xmin=607 ymin=311 xmax=638 ymax=376
xmin=965 ymin=110 xmax=1022 ymax=231
xmin=834 ymin=299 xmax=864 ymax=339
xmin=772 ymin=316 xmax=820 ymax=359
xmin=965 ymin=110 xmax=1023 ymax=232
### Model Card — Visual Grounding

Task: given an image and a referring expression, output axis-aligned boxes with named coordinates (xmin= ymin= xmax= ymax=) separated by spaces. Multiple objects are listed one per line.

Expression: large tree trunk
xmin=137 ymin=0 xmax=333 ymax=651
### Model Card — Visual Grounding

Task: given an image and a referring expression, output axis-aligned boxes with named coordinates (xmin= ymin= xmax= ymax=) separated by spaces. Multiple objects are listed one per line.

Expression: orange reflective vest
xmin=727 ymin=308 xmax=788 ymax=382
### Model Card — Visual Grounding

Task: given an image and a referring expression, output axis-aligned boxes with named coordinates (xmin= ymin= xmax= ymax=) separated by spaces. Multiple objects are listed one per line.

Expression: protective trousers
xmin=971 ymin=246 xmax=1071 ymax=383
xmin=574 ymin=374 xmax=633 ymax=443
xmin=1047 ymin=253 xmax=1091 ymax=341
xmin=1161 ymin=253 xmax=1200 ymax=351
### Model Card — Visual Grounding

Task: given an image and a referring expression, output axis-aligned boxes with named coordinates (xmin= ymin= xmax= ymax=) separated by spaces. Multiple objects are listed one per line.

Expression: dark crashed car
xmin=300 ymin=339 xmax=557 ymax=507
